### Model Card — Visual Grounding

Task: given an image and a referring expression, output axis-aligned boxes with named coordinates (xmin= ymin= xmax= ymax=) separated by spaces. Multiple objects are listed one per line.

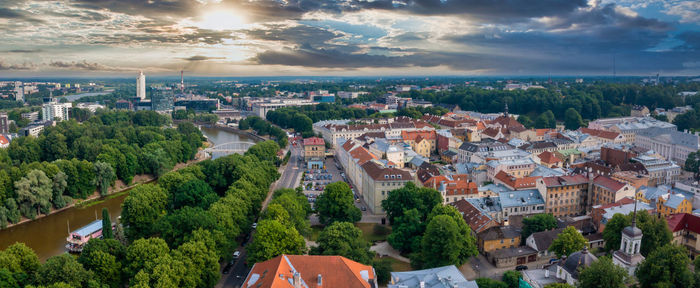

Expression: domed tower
xmin=612 ymin=197 xmax=645 ymax=275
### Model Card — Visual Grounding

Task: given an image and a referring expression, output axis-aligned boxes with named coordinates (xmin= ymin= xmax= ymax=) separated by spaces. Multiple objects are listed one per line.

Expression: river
xmin=0 ymin=126 xmax=254 ymax=261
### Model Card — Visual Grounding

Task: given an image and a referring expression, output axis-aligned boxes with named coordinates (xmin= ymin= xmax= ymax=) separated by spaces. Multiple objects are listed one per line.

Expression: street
xmin=217 ymin=143 xmax=303 ymax=288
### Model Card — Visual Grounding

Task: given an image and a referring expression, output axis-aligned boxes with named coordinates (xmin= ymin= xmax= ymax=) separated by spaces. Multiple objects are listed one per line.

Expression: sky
xmin=0 ymin=0 xmax=699 ymax=77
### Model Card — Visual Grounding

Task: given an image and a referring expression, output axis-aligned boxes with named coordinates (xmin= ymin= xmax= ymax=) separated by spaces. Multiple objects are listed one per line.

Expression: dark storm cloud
xmin=0 ymin=7 xmax=42 ymax=22
xmin=677 ymin=31 xmax=700 ymax=51
xmin=5 ymin=49 xmax=43 ymax=53
xmin=183 ymin=55 xmax=226 ymax=61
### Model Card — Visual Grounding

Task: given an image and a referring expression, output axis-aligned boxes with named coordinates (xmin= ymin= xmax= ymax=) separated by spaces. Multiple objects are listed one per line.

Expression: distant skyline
xmin=0 ymin=0 xmax=699 ymax=77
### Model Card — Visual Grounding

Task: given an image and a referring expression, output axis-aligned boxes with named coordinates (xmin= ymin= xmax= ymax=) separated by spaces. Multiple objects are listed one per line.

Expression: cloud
xmin=183 ymin=55 xmax=226 ymax=61
xmin=0 ymin=7 xmax=41 ymax=22
xmin=49 ymin=60 xmax=129 ymax=71
xmin=0 ymin=60 xmax=35 ymax=70
xmin=4 ymin=49 xmax=43 ymax=53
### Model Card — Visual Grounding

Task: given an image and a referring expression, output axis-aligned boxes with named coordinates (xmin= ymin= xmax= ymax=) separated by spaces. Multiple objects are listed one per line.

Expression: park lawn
xmin=355 ymin=223 xmax=392 ymax=243
xmin=376 ymin=256 xmax=412 ymax=272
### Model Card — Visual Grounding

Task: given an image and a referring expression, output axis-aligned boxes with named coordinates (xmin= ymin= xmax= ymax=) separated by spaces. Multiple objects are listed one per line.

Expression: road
xmin=217 ymin=143 xmax=303 ymax=288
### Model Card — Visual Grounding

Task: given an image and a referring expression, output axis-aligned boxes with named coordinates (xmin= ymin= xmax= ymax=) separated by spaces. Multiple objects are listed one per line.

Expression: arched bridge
xmin=204 ymin=141 xmax=257 ymax=154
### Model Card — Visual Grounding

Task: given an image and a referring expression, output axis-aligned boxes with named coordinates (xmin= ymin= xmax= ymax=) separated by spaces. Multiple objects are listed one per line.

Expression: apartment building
xmin=537 ymin=175 xmax=589 ymax=218
xmin=360 ymin=161 xmax=413 ymax=214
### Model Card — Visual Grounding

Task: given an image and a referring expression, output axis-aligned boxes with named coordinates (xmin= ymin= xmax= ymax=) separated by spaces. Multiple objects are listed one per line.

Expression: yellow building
xmin=477 ymin=226 xmax=521 ymax=253
xmin=401 ymin=130 xmax=436 ymax=158
xmin=656 ymin=193 xmax=692 ymax=218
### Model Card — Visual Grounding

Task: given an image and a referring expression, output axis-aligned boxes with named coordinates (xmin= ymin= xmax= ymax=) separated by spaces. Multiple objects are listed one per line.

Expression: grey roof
xmin=499 ymin=189 xmax=544 ymax=208
xmin=458 ymin=139 xmax=512 ymax=153
xmin=636 ymin=127 xmax=700 ymax=149
xmin=389 ymin=265 xmax=477 ymax=288
xmin=528 ymin=228 xmax=565 ymax=252
xmin=622 ymin=225 xmax=643 ymax=237
xmin=530 ymin=165 xmax=565 ymax=177
xmin=558 ymin=248 xmax=598 ymax=279
xmin=466 ymin=196 xmax=502 ymax=214
xmin=478 ymin=226 xmax=521 ymax=241
xmin=664 ymin=194 xmax=686 ymax=209
xmin=72 ymin=219 xmax=103 ymax=237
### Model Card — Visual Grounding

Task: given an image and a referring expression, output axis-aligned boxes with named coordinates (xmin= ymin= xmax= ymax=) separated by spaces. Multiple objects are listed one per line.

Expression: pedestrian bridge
xmin=203 ymin=141 xmax=257 ymax=154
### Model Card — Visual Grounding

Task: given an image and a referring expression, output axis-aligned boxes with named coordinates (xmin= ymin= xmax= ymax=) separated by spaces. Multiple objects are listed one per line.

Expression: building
xmin=20 ymin=121 xmax=50 ymax=137
xmin=477 ymin=226 xmax=521 ymax=253
xmin=579 ymin=128 xmax=625 ymax=144
xmin=591 ymin=198 xmax=653 ymax=232
xmin=42 ymin=100 xmax=71 ymax=122
xmin=424 ymin=174 xmax=478 ymax=203
xmin=611 ymin=171 xmax=650 ymax=190
xmin=526 ymin=228 xmax=565 ymax=258
xmin=252 ymin=98 xmax=316 ymax=118
xmin=401 ymin=130 xmax=436 ymax=158
xmin=136 ymin=71 xmax=146 ymax=100
xmin=338 ymin=91 xmax=360 ymax=99
xmin=499 ymin=189 xmax=545 ymax=219
xmin=590 ymin=175 xmax=635 ymax=207
xmin=486 ymin=158 xmax=536 ymax=179
xmin=174 ymin=98 xmax=220 ymax=112
xmin=151 ymin=87 xmax=174 ymax=112
xmin=314 ymin=117 xmax=434 ymax=147
xmin=657 ymin=192 xmax=693 ymax=218
xmin=555 ymin=247 xmax=597 ymax=285
xmin=537 ymin=175 xmax=589 ymax=218
xmin=452 ymin=199 xmax=500 ymax=234
xmin=75 ymin=103 xmax=105 ymax=113
xmin=388 ymin=265 xmax=478 ymax=288
xmin=588 ymin=116 xmax=676 ymax=143
xmin=632 ymin=154 xmax=680 ymax=186
xmin=537 ymin=151 xmax=562 ymax=168
xmin=0 ymin=113 xmax=8 ymax=134
xmin=493 ymin=171 xmax=539 ymax=190
xmin=303 ymin=137 xmax=325 ymax=169
xmin=457 ymin=139 xmax=514 ymax=163
xmin=360 ymin=161 xmax=413 ymax=214
xmin=20 ymin=111 xmax=39 ymax=122
xmin=115 ymin=100 xmax=133 ymax=110
xmin=368 ymin=139 xmax=404 ymax=168
xmin=634 ymin=127 xmax=700 ymax=164
xmin=242 ymin=255 xmax=377 ymax=288
xmin=612 ymin=209 xmax=645 ymax=276
xmin=667 ymin=213 xmax=700 ymax=256
xmin=487 ymin=246 xmax=539 ymax=268
xmin=630 ymin=105 xmax=650 ymax=117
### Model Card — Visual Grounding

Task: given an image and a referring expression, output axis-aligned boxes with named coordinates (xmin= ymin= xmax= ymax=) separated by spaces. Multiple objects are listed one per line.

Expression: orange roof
xmin=424 ymin=174 xmax=477 ymax=195
xmin=401 ymin=130 xmax=436 ymax=141
xmin=303 ymin=137 xmax=325 ymax=146
xmin=494 ymin=171 xmax=539 ymax=190
xmin=538 ymin=151 xmax=562 ymax=164
xmin=243 ymin=255 xmax=376 ymax=288
xmin=349 ymin=147 xmax=377 ymax=165
xmin=580 ymin=128 xmax=620 ymax=140
xmin=475 ymin=122 xmax=486 ymax=131
xmin=0 ymin=135 xmax=8 ymax=146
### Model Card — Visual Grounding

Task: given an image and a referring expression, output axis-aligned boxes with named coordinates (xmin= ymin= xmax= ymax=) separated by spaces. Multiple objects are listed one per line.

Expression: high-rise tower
xmin=136 ymin=71 xmax=146 ymax=100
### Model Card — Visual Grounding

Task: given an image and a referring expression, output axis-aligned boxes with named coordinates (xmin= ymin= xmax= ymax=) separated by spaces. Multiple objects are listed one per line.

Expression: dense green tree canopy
xmin=636 ymin=244 xmax=694 ymax=288
xmin=548 ymin=226 xmax=587 ymax=258
xmin=521 ymin=214 xmax=557 ymax=239
xmin=315 ymin=182 xmax=361 ymax=225
xmin=246 ymin=219 xmax=306 ymax=264
xmin=577 ymin=257 xmax=628 ymax=288
xmin=310 ymin=222 xmax=375 ymax=265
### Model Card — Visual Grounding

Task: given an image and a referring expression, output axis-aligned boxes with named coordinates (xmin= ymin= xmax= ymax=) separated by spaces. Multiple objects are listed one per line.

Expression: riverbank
xmin=201 ymin=123 xmax=267 ymax=142
xmin=1 ymin=148 xmax=210 ymax=231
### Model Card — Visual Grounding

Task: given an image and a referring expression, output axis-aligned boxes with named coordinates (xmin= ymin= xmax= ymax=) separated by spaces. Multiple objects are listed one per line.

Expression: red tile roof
xmin=592 ymin=175 xmax=626 ymax=192
xmin=243 ymin=255 xmax=376 ymax=288
xmin=452 ymin=199 xmax=497 ymax=233
xmin=424 ymin=174 xmax=477 ymax=196
xmin=303 ymin=137 xmax=325 ymax=146
xmin=0 ymin=135 xmax=8 ymax=146
xmin=667 ymin=213 xmax=700 ymax=233
xmin=538 ymin=151 xmax=562 ymax=164
xmin=401 ymin=130 xmax=436 ymax=141
xmin=349 ymin=147 xmax=377 ymax=165
xmin=494 ymin=171 xmax=539 ymax=190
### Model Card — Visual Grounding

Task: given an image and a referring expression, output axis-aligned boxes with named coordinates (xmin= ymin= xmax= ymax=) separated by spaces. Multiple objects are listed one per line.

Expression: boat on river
xmin=65 ymin=219 xmax=109 ymax=253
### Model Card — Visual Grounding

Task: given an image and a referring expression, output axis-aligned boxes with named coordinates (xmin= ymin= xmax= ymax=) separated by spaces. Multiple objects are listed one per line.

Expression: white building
xmin=612 ymin=217 xmax=645 ymax=275
xmin=136 ymin=71 xmax=146 ymax=100
xmin=42 ymin=101 xmax=71 ymax=122
xmin=634 ymin=127 xmax=700 ymax=164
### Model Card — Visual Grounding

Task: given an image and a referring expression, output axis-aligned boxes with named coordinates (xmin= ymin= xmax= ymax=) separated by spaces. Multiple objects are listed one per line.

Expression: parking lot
xmin=303 ymin=158 xmax=345 ymax=207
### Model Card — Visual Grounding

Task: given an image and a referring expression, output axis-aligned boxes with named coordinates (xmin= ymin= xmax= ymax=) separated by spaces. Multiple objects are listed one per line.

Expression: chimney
xmin=317 ymin=274 xmax=322 ymax=286
xmin=293 ymin=272 xmax=301 ymax=288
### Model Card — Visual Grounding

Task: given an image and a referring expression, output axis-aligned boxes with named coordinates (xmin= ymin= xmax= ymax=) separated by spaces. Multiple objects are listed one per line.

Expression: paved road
xmin=217 ymin=144 xmax=303 ymax=288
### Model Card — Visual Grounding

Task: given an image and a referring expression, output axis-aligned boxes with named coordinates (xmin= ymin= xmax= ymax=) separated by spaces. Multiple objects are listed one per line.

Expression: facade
xmin=667 ymin=213 xmax=700 ymax=256
xmin=486 ymin=157 xmax=536 ymax=179
xmin=588 ymin=116 xmax=676 ymax=143
xmin=452 ymin=199 xmax=500 ymax=234
xmin=136 ymin=71 xmax=146 ymax=100
xmin=401 ymin=130 xmax=436 ymax=158
xmin=526 ymin=228 xmax=564 ymax=258
xmin=537 ymin=175 xmax=589 ymax=218
xmin=243 ymin=255 xmax=377 ymax=288
xmin=632 ymin=155 xmax=680 ymax=186
xmin=499 ymin=189 xmax=545 ymax=219
xmin=151 ymin=87 xmax=174 ymax=112
xmin=20 ymin=122 xmax=48 ymax=137
xmin=634 ymin=127 xmax=700 ymax=164
xmin=360 ymin=161 xmax=413 ymax=214
xmin=612 ymin=220 xmax=645 ymax=276
xmin=424 ymin=174 xmax=478 ymax=203
xmin=457 ymin=139 xmax=513 ymax=163
xmin=21 ymin=111 xmax=39 ymax=121
xmin=314 ymin=118 xmax=434 ymax=147
xmin=174 ymin=98 xmax=220 ymax=112
xmin=656 ymin=193 xmax=692 ymax=218
xmin=252 ymin=98 xmax=316 ymax=118
xmin=42 ymin=100 xmax=71 ymax=122
xmin=590 ymin=175 xmax=635 ymax=207
xmin=368 ymin=139 xmax=404 ymax=168
xmin=303 ymin=137 xmax=325 ymax=169
xmin=477 ymin=226 xmax=521 ymax=253
xmin=0 ymin=113 xmax=8 ymax=134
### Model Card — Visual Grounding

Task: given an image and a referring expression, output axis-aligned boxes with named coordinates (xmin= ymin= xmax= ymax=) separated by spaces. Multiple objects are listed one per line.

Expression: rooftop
xmin=498 ymin=189 xmax=544 ymax=208
xmin=243 ymin=255 xmax=376 ymax=288
xmin=389 ymin=265 xmax=477 ymax=288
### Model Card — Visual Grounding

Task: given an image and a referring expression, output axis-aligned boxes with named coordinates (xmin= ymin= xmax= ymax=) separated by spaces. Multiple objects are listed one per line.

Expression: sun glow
xmin=193 ymin=9 xmax=247 ymax=31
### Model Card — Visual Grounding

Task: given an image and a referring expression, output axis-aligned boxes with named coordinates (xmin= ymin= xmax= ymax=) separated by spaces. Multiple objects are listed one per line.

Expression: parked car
xmin=251 ymin=223 xmax=257 ymax=229
xmin=515 ymin=265 xmax=528 ymax=271
xmin=233 ymin=251 xmax=241 ymax=259
xmin=361 ymin=206 xmax=366 ymax=211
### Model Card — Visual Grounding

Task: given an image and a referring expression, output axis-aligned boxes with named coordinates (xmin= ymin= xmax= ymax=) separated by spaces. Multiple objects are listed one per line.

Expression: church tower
xmin=612 ymin=197 xmax=645 ymax=275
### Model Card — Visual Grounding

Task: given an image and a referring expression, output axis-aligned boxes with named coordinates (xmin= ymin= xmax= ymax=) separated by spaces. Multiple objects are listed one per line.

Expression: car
xmin=222 ymin=262 xmax=233 ymax=274
xmin=515 ymin=265 xmax=528 ymax=271
xmin=252 ymin=223 xmax=257 ymax=229
xmin=549 ymin=258 xmax=559 ymax=264
xmin=233 ymin=251 xmax=241 ymax=259
xmin=361 ymin=206 xmax=366 ymax=211
xmin=356 ymin=198 xmax=360 ymax=203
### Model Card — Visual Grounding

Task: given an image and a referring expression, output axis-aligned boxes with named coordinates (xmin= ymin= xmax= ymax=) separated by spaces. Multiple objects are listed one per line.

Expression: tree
xmin=268 ymin=189 xmax=312 ymax=236
xmin=636 ymin=244 xmax=694 ymax=288
xmin=94 ymin=161 xmax=116 ymax=196
xmin=475 ymin=278 xmax=508 ymax=288
xmin=517 ymin=115 xmax=534 ymax=128
xmin=171 ymin=179 xmax=217 ymax=210
xmin=685 ymin=151 xmax=700 ymax=178
xmin=564 ymin=108 xmax=584 ymax=130
xmin=120 ymin=184 xmax=168 ymax=240
xmin=311 ymin=222 xmax=374 ymax=265
xmin=125 ymin=238 xmax=170 ymax=279
xmin=0 ymin=243 xmax=40 ymax=281
xmin=15 ymin=169 xmax=53 ymax=218
xmin=535 ymin=110 xmax=556 ymax=129
xmin=102 ymin=208 xmax=113 ymax=239
xmin=247 ymin=219 xmax=306 ymax=264
xmin=381 ymin=182 xmax=442 ymax=224
xmin=372 ymin=258 xmax=392 ymax=286
xmin=413 ymin=214 xmax=477 ymax=269
xmin=36 ymin=254 xmax=91 ymax=287
xmin=173 ymin=239 xmax=220 ymax=288
xmin=521 ymin=214 xmax=557 ymax=239
xmin=577 ymin=256 xmax=627 ymax=288
xmin=548 ymin=226 xmax=587 ymax=258
xmin=315 ymin=182 xmax=361 ymax=225
xmin=156 ymin=207 xmax=217 ymax=248
xmin=603 ymin=213 xmax=630 ymax=252
xmin=502 ymin=270 xmax=522 ymax=288
xmin=142 ymin=147 xmax=173 ymax=178
xmin=387 ymin=208 xmax=424 ymax=253
xmin=51 ymin=171 xmax=69 ymax=209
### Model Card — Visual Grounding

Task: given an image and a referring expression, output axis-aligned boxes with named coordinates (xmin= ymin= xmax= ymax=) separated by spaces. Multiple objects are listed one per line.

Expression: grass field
xmin=355 ymin=222 xmax=392 ymax=242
